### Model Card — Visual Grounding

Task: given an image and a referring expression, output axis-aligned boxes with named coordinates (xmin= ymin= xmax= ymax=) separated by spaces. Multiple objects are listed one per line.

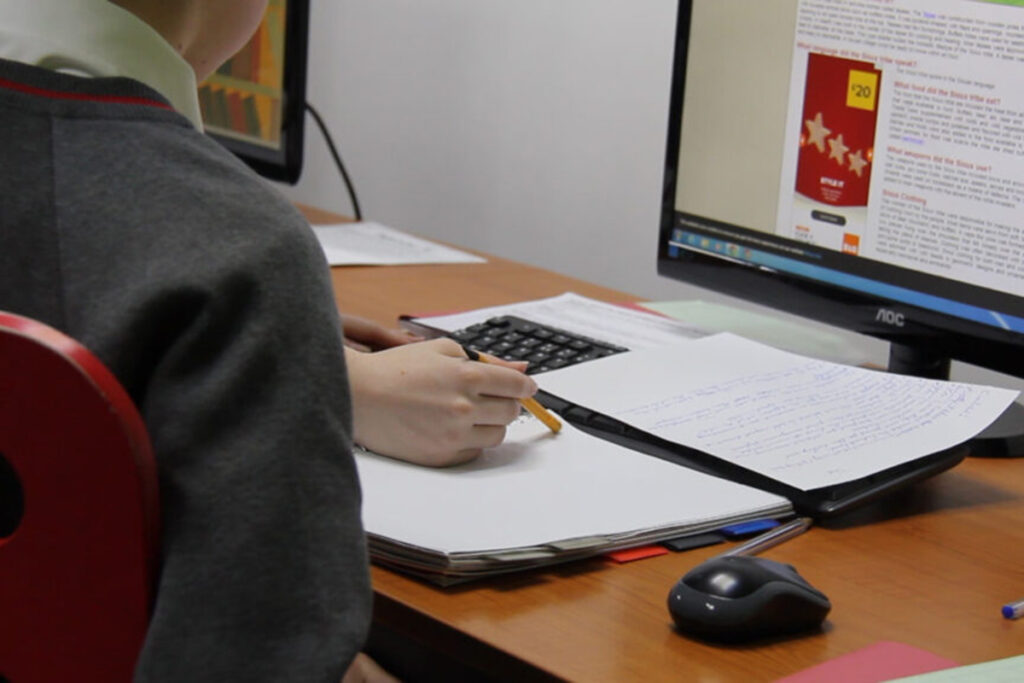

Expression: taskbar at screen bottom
xmin=667 ymin=228 xmax=1024 ymax=335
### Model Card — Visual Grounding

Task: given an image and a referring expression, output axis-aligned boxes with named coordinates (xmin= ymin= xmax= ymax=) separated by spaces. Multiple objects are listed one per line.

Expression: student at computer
xmin=0 ymin=0 xmax=534 ymax=680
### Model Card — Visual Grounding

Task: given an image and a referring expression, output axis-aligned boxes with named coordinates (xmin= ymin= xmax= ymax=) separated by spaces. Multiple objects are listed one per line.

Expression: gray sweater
xmin=0 ymin=58 xmax=371 ymax=681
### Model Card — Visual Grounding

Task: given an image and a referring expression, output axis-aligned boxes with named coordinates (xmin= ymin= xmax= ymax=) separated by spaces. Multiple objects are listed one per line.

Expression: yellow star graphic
xmin=828 ymin=133 xmax=850 ymax=165
xmin=848 ymin=149 xmax=868 ymax=177
xmin=804 ymin=112 xmax=831 ymax=153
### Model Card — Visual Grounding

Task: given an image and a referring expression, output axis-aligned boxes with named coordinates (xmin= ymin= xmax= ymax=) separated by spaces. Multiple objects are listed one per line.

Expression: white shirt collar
xmin=0 ymin=0 xmax=203 ymax=129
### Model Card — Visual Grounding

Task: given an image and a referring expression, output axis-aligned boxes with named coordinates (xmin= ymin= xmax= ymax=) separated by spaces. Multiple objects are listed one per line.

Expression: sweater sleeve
xmin=54 ymin=121 xmax=372 ymax=682
xmin=134 ymin=229 xmax=371 ymax=682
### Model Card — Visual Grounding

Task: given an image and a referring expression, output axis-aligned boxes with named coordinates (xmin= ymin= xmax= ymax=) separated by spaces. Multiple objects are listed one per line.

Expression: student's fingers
xmin=473 ymin=363 xmax=538 ymax=399
xmin=418 ymin=425 xmax=512 ymax=466
xmin=477 ymin=352 xmax=530 ymax=374
xmin=464 ymin=424 xmax=509 ymax=451
xmin=420 ymin=337 xmax=473 ymax=358
xmin=342 ymin=315 xmax=423 ymax=350
xmin=418 ymin=446 xmax=486 ymax=468
xmin=428 ymin=338 xmax=533 ymax=377
xmin=375 ymin=326 xmax=423 ymax=347
xmin=343 ymin=338 xmax=372 ymax=352
xmin=446 ymin=447 xmax=484 ymax=466
xmin=422 ymin=427 xmax=507 ymax=466
xmin=470 ymin=395 xmax=525 ymax=427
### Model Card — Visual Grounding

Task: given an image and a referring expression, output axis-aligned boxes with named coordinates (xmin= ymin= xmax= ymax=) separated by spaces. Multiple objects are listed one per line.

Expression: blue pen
xmin=1001 ymin=599 xmax=1024 ymax=620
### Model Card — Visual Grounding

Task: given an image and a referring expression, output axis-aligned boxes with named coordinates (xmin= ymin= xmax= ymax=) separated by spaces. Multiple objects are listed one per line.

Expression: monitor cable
xmin=305 ymin=101 xmax=363 ymax=222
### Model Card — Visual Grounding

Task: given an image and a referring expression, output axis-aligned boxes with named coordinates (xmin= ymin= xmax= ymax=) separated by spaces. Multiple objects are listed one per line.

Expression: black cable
xmin=304 ymin=101 xmax=363 ymax=221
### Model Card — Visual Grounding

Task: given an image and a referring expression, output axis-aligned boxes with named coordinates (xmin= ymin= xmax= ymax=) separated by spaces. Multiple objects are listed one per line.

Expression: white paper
xmin=410 ymin=292 xmax=707 ymax=350
xmin=312 ymin=221 xmax=486 ymax=266
xmin=355 ymin=416 xmax=789 ymax=556
xmin=537 ymin=333 xmax=1020 ymax=491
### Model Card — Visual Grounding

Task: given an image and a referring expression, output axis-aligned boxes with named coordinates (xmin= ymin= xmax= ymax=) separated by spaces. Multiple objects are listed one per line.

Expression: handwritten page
xmin=312 ymin=221 xmax=486 ymax=265
xmin=355 ymin=415 xmax=790 ymax=559
xmin=537 ymin=333 xmax=1020 ymax=491
xmin=408 ymin=292 xmax=707 ymax=350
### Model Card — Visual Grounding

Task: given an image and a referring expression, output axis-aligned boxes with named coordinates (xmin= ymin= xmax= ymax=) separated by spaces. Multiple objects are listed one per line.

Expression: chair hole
xmin=0 ymin=452 xmax=24 ymax=539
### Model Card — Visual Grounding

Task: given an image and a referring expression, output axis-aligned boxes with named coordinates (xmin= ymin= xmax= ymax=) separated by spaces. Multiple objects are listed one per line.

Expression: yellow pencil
xmin=461 ymin=345 xmax=562 ymax=434
xmin=517 ymin=395 xmax=563 ymax=434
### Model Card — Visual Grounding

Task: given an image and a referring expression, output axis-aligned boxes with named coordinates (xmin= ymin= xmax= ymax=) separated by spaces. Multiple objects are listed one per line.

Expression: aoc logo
xmin=875 ymin=309 xmax=906 ymax=327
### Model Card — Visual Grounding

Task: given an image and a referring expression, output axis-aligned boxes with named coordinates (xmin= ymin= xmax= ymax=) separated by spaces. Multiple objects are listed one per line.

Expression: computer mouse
xmin=667 ymin=555 xmax=831 ymax=642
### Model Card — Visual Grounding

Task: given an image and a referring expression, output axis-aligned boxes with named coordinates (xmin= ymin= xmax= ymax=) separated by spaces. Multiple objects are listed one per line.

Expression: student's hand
xmin=341 ymin=653 xmax=400 ymax=683
xmin=345 ymin=338 xmax=537 ymax=467
xmin=341 ymin=314 xmax=423 ymax=352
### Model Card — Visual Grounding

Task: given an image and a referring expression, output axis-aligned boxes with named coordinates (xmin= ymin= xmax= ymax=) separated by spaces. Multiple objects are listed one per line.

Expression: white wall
xmin=280 ymin=0 xmax=682 ymax=298
xmin=277 ymin=0 xmax=1024 ymax=394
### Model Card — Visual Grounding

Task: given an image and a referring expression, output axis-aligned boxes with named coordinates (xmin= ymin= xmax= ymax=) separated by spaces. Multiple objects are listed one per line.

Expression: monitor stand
xmin=888 ymin=343 xmax=1024 ymax=458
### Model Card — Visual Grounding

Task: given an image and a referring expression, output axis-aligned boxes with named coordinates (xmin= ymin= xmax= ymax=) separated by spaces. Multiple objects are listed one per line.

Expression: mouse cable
xmin=305 ymin=101 xmax=363 ymax=222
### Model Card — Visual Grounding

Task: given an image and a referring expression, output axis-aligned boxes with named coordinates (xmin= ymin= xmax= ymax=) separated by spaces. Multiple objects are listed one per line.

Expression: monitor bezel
xmin=657 ymin=0 xmax=1024 ymax=380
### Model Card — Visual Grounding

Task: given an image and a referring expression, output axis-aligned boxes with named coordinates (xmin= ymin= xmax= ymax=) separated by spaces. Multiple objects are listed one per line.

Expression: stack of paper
xmin=356 ymin=417 xmax=792 ymax=584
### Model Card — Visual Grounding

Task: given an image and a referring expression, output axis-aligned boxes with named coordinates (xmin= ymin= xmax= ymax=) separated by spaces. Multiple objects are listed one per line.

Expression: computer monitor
xmin=198 ymin=0 xmax=309 ymax=184
xmin=658 ymin=0 xmax=1024 ymax=384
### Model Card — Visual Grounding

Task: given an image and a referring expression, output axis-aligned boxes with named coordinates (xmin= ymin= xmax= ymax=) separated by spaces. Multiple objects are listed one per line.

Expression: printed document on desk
xmin=405 ymin=292 xmax=707 ymax=350
xmin=355 ymin=416 xmax=791 ymax=583
xmin=536 ymin=333 xmax=1019 ymax=492
xmin=312 ymin=221 xmax=486 ymax=265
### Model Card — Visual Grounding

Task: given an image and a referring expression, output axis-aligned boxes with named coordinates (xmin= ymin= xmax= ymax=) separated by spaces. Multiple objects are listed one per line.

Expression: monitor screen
xmin=197 ymin=0 xmax=309 ymax=184
xmin=659 ymin=0 xmax=1024 ymax=380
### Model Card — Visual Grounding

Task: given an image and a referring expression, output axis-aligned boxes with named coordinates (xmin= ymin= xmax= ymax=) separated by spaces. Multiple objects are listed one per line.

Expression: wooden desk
xmin=304 ymin=207 xmax=1024 ymax=681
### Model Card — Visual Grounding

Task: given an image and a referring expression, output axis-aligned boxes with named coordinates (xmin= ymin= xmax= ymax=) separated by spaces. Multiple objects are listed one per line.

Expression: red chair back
xmin=0 ymin=312 xmax=159 ymax=682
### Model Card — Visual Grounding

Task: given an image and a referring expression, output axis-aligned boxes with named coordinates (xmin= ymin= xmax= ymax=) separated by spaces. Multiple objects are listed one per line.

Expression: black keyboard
xmin=449 ymin=315 xmax=628 ymax=374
